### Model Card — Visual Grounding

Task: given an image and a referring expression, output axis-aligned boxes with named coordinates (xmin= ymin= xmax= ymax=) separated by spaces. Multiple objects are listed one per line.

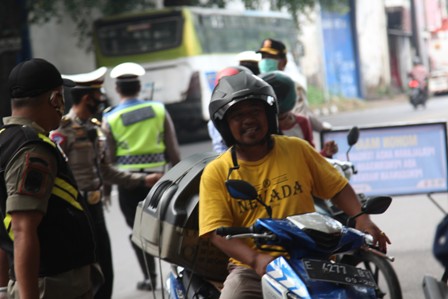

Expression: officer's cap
xmin=62 ymin=67 xmax=107 ymax=89
xmin=257 ymin=38 xmax=287 ymax=59
xmin=110 ymin=62 xmax=145 ymax=82
xmin=8 ymin=58 xmax=75 ymax=98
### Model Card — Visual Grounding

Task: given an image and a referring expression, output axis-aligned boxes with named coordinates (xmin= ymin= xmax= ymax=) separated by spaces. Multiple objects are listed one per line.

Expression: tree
xmin=25 ymin=0 xmax=339 ymax=48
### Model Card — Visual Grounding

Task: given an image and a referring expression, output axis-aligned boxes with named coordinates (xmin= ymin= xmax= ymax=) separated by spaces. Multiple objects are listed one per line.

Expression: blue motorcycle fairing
xmin=254 ymin=218 xmax=366 ymax=259
xmin=168 ymin=272 xmax=187 ymax=299
xmin=265 ymin=256 xmax=311 ymax=298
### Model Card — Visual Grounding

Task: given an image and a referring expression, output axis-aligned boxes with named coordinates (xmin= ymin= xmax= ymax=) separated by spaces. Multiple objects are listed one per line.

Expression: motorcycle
xmin=408 ymin=78 xmax=428 ymax=109
xmin=315 ymin=126 xmax=403 ymax=299
xmin=213 ymin=179 xmax=393 ymax=299
xmin=131 ymin=129 xmax=397 ymax=299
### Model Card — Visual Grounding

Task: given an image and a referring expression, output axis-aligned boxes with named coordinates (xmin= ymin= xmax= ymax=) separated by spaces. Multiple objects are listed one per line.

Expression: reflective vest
xmin=104 ymin=100 xmax=167 ymax=170
xmin=0 ymin=124 xmax=96 ymax=277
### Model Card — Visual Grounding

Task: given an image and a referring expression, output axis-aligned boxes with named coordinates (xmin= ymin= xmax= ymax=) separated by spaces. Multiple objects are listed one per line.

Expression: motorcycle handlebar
xmin=216 ymin=226 xmax=253 ymax=236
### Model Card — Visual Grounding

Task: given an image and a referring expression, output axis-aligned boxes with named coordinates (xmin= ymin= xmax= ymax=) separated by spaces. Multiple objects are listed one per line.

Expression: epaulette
xmin=91 ymin=118 xmax=102 ymax=126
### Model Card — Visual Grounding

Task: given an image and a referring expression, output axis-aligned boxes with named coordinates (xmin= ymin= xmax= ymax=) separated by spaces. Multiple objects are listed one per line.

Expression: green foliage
xmin=307 ymin=84 xmax=327 ymax=106
xmin=24 ymin=0 xmax=348 ymax=48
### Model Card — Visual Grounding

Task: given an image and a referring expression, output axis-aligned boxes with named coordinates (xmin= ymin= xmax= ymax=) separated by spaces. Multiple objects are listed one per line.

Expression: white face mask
xmin=258 ymin=58 xmax=279 ymax=73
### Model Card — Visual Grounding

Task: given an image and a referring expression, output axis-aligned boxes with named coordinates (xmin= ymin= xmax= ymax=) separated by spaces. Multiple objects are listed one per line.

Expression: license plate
xmin=303 ymin=259 xmax=377 ymax=288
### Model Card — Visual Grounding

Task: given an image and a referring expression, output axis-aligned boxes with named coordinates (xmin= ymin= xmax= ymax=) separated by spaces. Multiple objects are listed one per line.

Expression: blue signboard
xmin=321 ymin=122 xmax=448 ymax=196
xmin=321 ymin=9 xmax=361 ymax=98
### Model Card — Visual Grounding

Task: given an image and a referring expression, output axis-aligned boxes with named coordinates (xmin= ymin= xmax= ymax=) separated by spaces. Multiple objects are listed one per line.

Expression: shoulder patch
xmin=50 ymin=132 xmax=67 ymax=146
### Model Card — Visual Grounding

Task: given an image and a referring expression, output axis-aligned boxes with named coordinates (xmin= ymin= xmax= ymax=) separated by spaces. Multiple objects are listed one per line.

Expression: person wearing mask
xmin=199 ymin=72 xmax=390 ymax=299
xmin=50 ymin=67 xmax=162 ymax=299
xmin=257 ymin=38 xmax=288 ymax=74
xmin=260 ymin=71 xmax=338 ymax=157
xmin=257 ymin=38 xmax=332 ymax=133
xmin=0 ymin=58 xmax=98 ymax=299
xmin=102 ymin=62 xmax=181 ymax=291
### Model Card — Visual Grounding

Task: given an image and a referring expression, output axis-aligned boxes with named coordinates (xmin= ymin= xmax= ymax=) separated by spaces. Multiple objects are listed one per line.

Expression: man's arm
xmin=11 ymin=210 xmax=43 ymax=299
xmin=330 ymin=184 xmax=391 ymax=252
xmin=209 ymin=232 xmax=274 ymax=277
xmin=4 ymin=143 xmax=57 ymax=299
xmin=163 ymin=112 xmax=181 ymax=167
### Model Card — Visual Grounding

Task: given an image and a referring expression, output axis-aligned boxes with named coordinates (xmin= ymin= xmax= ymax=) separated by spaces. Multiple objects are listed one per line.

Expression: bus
xmin=93 ymin=6 xmax=306 ymax=137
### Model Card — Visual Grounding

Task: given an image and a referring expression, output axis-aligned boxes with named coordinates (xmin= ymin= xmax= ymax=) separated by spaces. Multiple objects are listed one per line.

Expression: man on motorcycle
xmin=408 ymin=57 xmax=429 ymax=105
xmin=199 ymin=72 xmax=390 ymax=299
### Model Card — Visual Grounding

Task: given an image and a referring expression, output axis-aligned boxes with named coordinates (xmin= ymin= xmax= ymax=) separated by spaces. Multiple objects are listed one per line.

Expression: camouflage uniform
xmin=50 ymin=109 xmax=146 ymax=299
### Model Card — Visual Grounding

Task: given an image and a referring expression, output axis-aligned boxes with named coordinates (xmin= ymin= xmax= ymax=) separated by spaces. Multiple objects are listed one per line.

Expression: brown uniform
xmin=50 ymin=109 xmax=146 ymax=299
xmin=1 ymin=116 xmax=97 ymax=299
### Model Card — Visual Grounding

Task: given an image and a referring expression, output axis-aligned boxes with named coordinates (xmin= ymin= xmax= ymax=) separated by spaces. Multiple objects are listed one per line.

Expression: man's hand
xmin=252 ymin=253 xmax=275 ymax=277
xmin=355 ymin=214 xmax=391 ymax=253
xmin=144 ymin=173 xmax=163 ymax=188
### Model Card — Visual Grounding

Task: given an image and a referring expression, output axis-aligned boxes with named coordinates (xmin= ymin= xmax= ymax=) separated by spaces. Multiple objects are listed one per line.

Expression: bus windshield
xmin=94 ymin=8 xmax=301 ymax=62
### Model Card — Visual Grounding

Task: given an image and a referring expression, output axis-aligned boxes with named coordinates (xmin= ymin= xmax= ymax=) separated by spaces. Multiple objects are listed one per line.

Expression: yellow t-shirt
xmin=199 ymin=135 xmax=348 ymax=266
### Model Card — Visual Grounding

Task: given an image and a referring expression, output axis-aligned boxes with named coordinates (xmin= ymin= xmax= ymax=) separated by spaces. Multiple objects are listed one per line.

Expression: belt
xmin=130 ymin=167 xmax=165 ymax=174
xmin=82 ymin=190 xmax=102 ymax=205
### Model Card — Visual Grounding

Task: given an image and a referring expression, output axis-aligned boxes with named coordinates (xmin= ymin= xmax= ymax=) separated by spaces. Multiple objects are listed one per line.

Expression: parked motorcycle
xmin=408 ymin=78 xmax=428 ymax=109
xmin=315 ymin=126 xmax=402 ymax=299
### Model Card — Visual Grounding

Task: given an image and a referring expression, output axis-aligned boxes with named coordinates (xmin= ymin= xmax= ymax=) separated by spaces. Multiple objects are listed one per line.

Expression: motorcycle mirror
xmin=347 ymin=126 xmax=360 ymax=147
xmin=361 ymin=196 xmax=392 ymax=215
xmin=346 ymin=196 xmax=392 ymax=227
xmin=346 ymin=126 xmax=360 ymax=161
xmin=225 ymin=179 xmax=272 ymax=218
xmin=225 ymin=179 xmax=258 ymax=200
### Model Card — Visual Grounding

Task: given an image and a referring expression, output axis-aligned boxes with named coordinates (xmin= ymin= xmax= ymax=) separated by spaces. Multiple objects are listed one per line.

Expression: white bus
xmin=93 ymin=6 xmax=306 ymax=136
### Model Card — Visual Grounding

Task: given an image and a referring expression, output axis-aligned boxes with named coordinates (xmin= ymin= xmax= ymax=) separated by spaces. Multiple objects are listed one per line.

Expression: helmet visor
xmin=213 ymin=94 xmax=276 ymax=120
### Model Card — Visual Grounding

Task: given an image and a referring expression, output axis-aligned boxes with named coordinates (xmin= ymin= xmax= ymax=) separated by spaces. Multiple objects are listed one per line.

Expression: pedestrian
xmin=257 ymin=38 xmax=331 ymax=132
xmin=199 ymin=71 xmax=390 ymax=299
xmin=0 ymin=58 xmax=99 ymax=298
xmin=49 ymin=67 xmax=162 ymax=299
xmin=101 ymin=62 xmax=181 ymax=291
xmin=259 ymin=71 xmax=338 ymax=157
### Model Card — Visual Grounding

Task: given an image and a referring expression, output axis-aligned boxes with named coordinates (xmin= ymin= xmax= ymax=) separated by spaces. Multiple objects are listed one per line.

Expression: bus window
xmin=95 ymin=12 xmax=183 ymax=56
xmin=94 ymin=7 xmax=306 ymax=141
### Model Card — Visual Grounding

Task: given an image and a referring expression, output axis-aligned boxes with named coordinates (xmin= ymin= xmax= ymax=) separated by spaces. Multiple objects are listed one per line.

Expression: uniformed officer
xmin=49 ymin=67 xmax=162 ymax=299
xmin=102 ymin=62 xmax=181 ymax=291
xmin=0 ymin=58 xmax=98 ymax=298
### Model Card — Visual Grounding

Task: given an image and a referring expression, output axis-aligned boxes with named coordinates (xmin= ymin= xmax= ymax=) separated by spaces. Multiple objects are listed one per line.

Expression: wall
xmin=298 ymin=8 xmax=326 ymax=88
xmin=355 ymin=1 xmax=391 ymax=97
